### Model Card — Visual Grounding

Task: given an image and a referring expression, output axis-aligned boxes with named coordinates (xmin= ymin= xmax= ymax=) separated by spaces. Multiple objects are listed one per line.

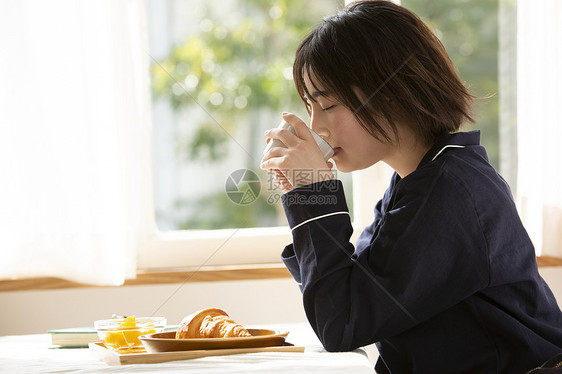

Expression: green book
xmin=48 ymin=327 xmax=99 ymax=348
xmin=48 ymin=325 xmax=179 ymax=348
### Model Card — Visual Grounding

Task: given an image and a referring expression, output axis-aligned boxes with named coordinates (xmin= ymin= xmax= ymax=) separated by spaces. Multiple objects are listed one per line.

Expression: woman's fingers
xmin=261 ymin=113 xmax=330 ymax=188
xmin=260 ymin=147 xmax=287 ymax=170
xmin=282 ymin=113 xmax=314 ymax=142
xmin=282 ymin=112 xmax=306 ymax=128
xmin=265 ymin=127 xmax=298 ymax=148
xmin=264 ymin=113 xmax=314 ymax=149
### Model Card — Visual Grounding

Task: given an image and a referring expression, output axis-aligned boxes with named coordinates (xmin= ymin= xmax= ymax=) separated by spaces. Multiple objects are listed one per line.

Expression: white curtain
xmin=0 ymin=0 xmax=155 ymax=285
xmin=517 ymin=0 xmax=562 ymax=256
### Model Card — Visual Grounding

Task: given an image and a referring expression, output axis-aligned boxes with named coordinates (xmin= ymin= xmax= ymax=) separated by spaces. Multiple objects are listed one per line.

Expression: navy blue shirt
xmin=280 ymin=131 xmax=562 ymax=373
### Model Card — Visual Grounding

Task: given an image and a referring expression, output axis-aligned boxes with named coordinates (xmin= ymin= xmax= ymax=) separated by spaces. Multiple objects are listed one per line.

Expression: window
xmin=141 ymin=0 xmax=360 ymax=269
xmin=147 ymin=0 xmax=351 ymax=233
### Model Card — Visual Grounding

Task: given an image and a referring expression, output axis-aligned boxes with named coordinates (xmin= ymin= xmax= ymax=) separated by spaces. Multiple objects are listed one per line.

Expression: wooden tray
xmin=89 ymin=342 xmax=305 ymax=365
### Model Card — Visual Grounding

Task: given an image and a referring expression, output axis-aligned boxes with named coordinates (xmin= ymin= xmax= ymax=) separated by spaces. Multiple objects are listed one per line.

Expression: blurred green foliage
xmin=152 ymin=0 xmax=344 ymax=163
xmin=151 ymin=0 xmax=343 ymax=229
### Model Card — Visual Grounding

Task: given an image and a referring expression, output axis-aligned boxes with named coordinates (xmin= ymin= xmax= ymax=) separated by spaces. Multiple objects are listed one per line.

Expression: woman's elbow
xmin=316 ymin=326 xmax=357 ymax=352
xmin=322 ymin=339 xmax=350 ymax=352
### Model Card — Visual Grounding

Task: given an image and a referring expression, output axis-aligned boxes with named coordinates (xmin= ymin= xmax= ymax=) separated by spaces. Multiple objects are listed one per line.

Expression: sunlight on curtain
xmin=517 ymin=0 xmax=562 ymax=256
xmin=0 ymin=0 xmax=155 ymax=285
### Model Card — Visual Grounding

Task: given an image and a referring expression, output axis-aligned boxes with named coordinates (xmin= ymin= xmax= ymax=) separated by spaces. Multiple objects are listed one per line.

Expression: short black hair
xmin=294 ymin=0 xmax=475 ymax=145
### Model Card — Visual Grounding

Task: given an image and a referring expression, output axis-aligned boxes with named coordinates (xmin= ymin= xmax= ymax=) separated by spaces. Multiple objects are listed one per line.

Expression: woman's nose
xmin=310 ymin=111 xmax=330 ymax=139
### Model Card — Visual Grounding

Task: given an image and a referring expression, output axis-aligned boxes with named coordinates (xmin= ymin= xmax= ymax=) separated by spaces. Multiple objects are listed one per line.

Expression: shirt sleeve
xmin=281 ymin=176 xmax=490 ymax=352
xmin=281 ymin=243 xmax=302 ymax=290
xmin=280 ymin=179 xmax=351 ymax=290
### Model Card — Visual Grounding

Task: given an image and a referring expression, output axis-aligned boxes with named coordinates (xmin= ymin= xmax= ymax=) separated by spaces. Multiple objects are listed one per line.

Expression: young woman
xmin=260 ymin=1 xmax=562 ymax=373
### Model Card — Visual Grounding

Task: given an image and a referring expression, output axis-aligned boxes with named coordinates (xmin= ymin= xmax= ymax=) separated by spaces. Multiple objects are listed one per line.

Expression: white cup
xmin=263 ymin=120 xmax=334 ymax=161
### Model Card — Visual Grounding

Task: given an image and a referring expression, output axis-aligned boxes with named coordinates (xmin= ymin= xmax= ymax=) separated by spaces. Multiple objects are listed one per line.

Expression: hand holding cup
xmin=260 ymin=114 xmax=334 ymax=192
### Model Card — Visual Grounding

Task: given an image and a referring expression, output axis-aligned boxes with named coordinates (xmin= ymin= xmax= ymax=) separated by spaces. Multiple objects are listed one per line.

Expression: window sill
xmin=536 ymin=255 xmax=562 ymax=267
xmin=0 ymin=263 xmax=291 ymax=292
xmin=2 ymin=256 xmax=561 ymax=293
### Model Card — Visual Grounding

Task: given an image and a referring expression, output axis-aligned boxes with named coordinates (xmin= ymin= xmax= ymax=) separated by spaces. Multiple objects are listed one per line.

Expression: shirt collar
xmin=417 ymin=130 xmax=481 ymax=169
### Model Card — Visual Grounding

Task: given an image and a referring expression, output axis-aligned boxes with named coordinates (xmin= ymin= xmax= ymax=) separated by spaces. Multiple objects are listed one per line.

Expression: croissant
xmin=175 ymin=308 xmax=252 ymax=339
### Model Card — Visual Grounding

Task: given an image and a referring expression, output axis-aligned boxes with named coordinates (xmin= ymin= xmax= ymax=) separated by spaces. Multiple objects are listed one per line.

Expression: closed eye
xmin=322 ymin=105 xmax=336 ymax=112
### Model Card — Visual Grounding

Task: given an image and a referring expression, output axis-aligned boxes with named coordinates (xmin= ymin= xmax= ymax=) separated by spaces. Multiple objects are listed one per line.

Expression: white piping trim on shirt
xmin=291 ymin=211 xmax=350 ymax=232
xmin=431 ymin=145 xmax=465 ymax=161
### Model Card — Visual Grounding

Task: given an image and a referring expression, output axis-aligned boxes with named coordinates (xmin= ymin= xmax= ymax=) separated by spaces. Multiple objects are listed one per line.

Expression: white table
xmin=0 ymin=323 xmax=377 ymax=373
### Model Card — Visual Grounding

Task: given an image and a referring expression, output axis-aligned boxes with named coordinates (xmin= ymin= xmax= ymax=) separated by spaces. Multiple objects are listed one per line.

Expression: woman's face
xmin=303 ymin=72 xmax=395 ymax=173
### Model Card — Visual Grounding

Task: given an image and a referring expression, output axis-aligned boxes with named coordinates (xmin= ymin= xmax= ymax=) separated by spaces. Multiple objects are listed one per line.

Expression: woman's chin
xmin=333 ymin=161 xmax=352 ymax=173
xmin=333 ymin=159 xmax=373 ymax=173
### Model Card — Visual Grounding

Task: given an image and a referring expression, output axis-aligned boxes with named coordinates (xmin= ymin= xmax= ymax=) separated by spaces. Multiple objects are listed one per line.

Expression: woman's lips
xmin=332 ymin=147 xmax=342 ymax=157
